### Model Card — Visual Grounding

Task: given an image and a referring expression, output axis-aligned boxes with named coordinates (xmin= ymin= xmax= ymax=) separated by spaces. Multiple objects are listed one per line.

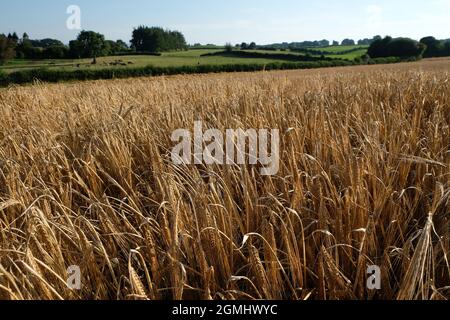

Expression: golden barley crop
xmin=0 ymin=59 xmax=449 ymax=300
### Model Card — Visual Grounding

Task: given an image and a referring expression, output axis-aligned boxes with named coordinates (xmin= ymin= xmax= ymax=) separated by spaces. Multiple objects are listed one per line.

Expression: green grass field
xmin=0 ymin=50 xmax=299 ymax=74
xmin=313 ymin=45 xmax=369 ymax=53
xmin=0 ymin=46 xmax=368 ymax=74
xmin=243 ymin=49 xmax=303 ymax=55
xmin=249 ymin=46 xmax=368 ymax=60
xmin=325 ymin=49 xmax=368 ymax=60
xmin=304 ymin=45 xmax=369 ymax=60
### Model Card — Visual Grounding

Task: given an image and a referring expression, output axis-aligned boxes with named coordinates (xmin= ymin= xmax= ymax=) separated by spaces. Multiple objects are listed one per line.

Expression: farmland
xmin=321 ymin=49 xmax=369 ymax=60
xmin=0 ymin=50 xmax=280 ymax=73
xmin=0 ymin=58 xmax=448 ymax=300
xmin=0 ymin=50 xmax=289 ymax=73
xmin=302 ymin=45 xmax=370 ymax=60
xmin=314 ymin=45 xmax=368 ymax=53
xmin=0 ymin=46 xmax=369 ymax=74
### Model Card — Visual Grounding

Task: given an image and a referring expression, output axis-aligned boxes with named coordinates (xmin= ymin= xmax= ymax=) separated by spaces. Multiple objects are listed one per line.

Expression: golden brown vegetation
xmin=0 ymin=59 xmax=449 ymax=300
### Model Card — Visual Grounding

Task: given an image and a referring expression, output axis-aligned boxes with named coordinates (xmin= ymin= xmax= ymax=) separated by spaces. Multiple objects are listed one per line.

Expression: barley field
xmin=0 ymin=59 xmax=449 ymax=300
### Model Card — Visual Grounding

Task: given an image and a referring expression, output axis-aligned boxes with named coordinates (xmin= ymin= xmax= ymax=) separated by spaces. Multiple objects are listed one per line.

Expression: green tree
xmin=443 ymin=40 xmax=450 ymax=56
xmin=116 ymin=40 xmax=129 ymax=52
xmin=368 ymin=36 xmax=392 ymax=58
xmin=103 ymin=40 xmax=129 ymax=55
xmin=72 ymin=31 xmax=107 ymax=63
xmin=358 ymin=38 xmax=372 ymax=45
xmin=368 ymin=36 xmax=425 ymax=59
xmin=7 ymin=33 xmax=19 ymax=46
xmin=248 ymin=42 xmax=257 ymax=50
xmin=318 ymin=39 xmax=330 ymax=47
xmin=15 ymin=32 xmax=34 ymax=58
xmin=225 ymin=43 xmax=233 ymax=52
xmin=420 ymin=36 xmax=443 ymax=58
xmin=0 ymin=34 xmax=16 ymax=64
xmin=388 ymin=38 xmax=426 ymax=57
xmin=373 ymin=35 xmax=382 ymax=41
xmin=8 ymin=32 xmax=19 ymax=43
xmin=69 ymin=40 xmax=83 ymax=59
xmin=341 ymin=39 xmax=355 ymax=46
xmin=42 ymin=45 xmax=69 ymax=59
xmin=131 ymin=26 xmax=186 ymax=53
xmin=31 ymin=38 xmax=64 ymax=48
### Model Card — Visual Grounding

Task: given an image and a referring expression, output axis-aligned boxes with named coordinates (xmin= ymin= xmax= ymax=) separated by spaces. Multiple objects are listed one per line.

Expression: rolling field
xmin=305 ymin=45 xmax=369 ymax=60
xmin=313 ymin=45 xmax=369 ymax=53
xmin=0 ymin=49 xmax=302 ymax=74
xmin=0 ymin=46 xmax=369 ymax=74
xmin=0 ymin=58 xmax=449 ymax=300
xmin=325 ymin=49 xmax=368 ymax=60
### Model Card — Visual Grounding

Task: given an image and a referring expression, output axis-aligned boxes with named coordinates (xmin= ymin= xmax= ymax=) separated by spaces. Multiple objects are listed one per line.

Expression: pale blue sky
xmin=1 ymin=0 xmax=449 ymax=45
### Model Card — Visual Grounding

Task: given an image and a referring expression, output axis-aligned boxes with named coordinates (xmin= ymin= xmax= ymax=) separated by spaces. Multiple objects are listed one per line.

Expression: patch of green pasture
xmin=1 ymin=49 xmax=295 ymax=74
xmin=312 ymin=45 xmax=369 ymax=53
xmin=326 ymin=49 xmax=368 ymax=60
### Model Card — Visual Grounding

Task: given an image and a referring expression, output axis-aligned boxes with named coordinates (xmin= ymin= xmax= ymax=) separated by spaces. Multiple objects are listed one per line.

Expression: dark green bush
xmin=0 ymin=69 xmax=7 ymax=86
xmin=371 ymin=57 xmax=401 ymax=64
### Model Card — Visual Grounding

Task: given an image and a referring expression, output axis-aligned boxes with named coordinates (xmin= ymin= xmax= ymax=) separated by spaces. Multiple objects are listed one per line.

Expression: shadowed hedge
xmin=291 ymin=46 xmax=368 ymax=57
xmin=0 ymin=57 xmax=411 ymax=87
xmin=201 ymin=50 xmax=339 ymax=62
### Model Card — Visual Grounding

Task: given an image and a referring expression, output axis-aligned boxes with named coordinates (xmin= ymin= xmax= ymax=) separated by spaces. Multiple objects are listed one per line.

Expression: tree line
xmin=2 ymin=29 xmax=450 ymax=66
xmin=0 ymin=31 xmax=129 ymax=63
xmin=367 ymin=36 xmax=427 ymax=59
xmin=0 ymin=26 xmax=187 ymax=64
xmin=1 ymin=55 xmax=412 ymax=87
xmin=0 ymin=60 xmax=357 ymax=87
xmin=261 ymin=38 xmax=377 ymax=50
xmin=131 ymin=26 xmax=186 ymax=52
xmin=420 ymin=36 xmax=450 ymax=57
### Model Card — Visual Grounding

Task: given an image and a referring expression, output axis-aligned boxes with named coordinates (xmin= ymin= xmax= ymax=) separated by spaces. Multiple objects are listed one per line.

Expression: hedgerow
xmin=0 ymin=57 xmax=415 ymax=87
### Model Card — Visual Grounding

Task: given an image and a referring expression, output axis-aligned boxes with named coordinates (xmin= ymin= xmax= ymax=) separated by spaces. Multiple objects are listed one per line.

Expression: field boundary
xmin=200 ymin=50 xmax=340 ymax=62
xmin=0 ymin=57 xmax=409 ymax=87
